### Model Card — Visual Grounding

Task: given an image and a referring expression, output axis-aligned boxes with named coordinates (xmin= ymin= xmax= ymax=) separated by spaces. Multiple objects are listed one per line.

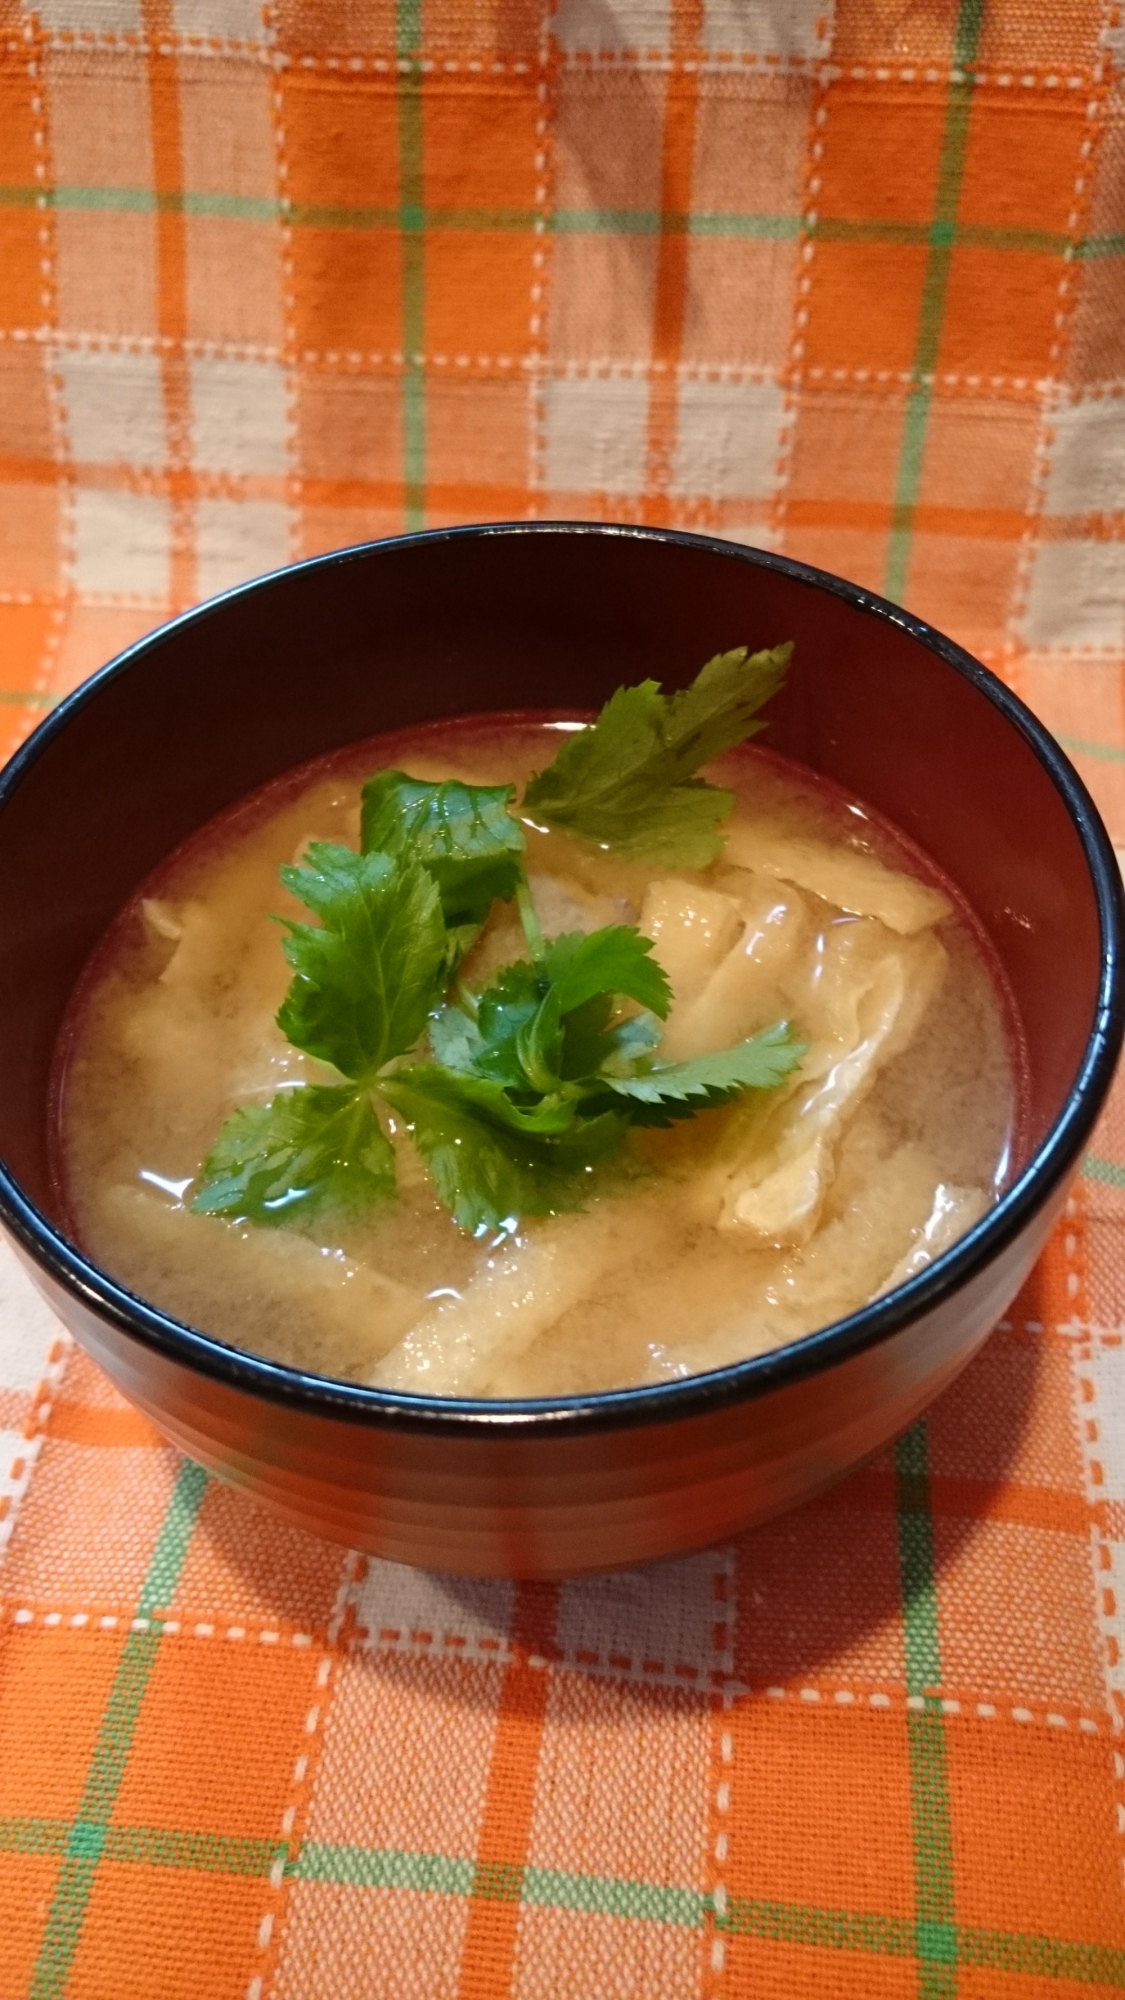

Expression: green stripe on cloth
xmin=289 ymin=200 xmax=529 ymax=232
xmin=814 ymin=217 xmax=1067 ymax=254
xmin=884 ymin=0 xmax=985 ymax=606
xmin=286 ymin=1837 xmax=1125 ymax=1978
xmin=1083 ymin=1155 xmax=1125 ymax=1188
xmin=958 ymin=1929 xmax=1125 ymax=1983
xmin=102 ymin=1825 xmax=282 ymax=1874
xmin=1075 ymin=232 xmax=1125 ymax=260
xmin=523 ymin=1867 xmax=705 ymax=1926
xmin=0 ymin=185 xmax=277 ymax=221
xmin=0 ymin=691 xmax=59 ymax=708
xmin=3 ymin=185 xmax=1121 ymax=259
xmin=1056 ymin=733 xmax=1125 ymax=762
xmin=7 ymin=1814 xmax=1122 ymax=1979
xmin=295 ymin=1842 xmax=475 ymax=1895
xmin=473 ymin=1858 xmax=525 ymax=1900
xmin=27 ymin=1458 xmax=208 ymax=2000
xmin=721 ymin=1898 xmax=915 ymax=1954
xmin=0 ymin=1817 xmax=69 ymax=1856
xmin=897 ymin=1423 xmax=957 ymax=1999
xmin=0 ymin=1816 xmax=280 ymax=1876
xmin=553 ymin=208 xmax=800 ymax=239
xmin=293 ymin=1842 xmax=708 ymax=1924
xmin=717 ymin=1898 xmax=1125 ymax=1983
xmin=397 ymin=0 xmax=425 ymax=530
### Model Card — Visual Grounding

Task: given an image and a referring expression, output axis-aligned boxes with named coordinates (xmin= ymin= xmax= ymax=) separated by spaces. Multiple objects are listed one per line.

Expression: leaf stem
xmin=455 ymin=977 xmax=480 ymax=1020
xmin=515 ymin=869 xmax=547 ymax=969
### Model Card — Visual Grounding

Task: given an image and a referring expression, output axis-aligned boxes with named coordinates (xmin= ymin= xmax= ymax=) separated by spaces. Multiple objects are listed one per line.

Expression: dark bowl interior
xmin=0 ymin=524 xmax=1119 ymax=1574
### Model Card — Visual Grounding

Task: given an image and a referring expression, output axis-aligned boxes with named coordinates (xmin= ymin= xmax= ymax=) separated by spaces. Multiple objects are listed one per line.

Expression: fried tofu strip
xmin=652 ymin=1141 xmax=942 ymax=1379
xmin=642 ymin=875 xmax=808 ymax=1062
xmin=103 ymin=1184 xmax=422 ymax=1379
xmin=370 ymin=1201 xmax=653 ymax=1397
xmin=873 ymin=1182 xmax=988 ymax=1297
xmin=698 ymin=920 xmax=947 ymax=1243
xmin=722 ymin=825 xmax=951 ymax=934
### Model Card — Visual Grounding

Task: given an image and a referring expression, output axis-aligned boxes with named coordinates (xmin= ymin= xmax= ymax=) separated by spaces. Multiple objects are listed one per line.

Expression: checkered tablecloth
xmin=2 ymin=2 xmax=1125 ymax=1994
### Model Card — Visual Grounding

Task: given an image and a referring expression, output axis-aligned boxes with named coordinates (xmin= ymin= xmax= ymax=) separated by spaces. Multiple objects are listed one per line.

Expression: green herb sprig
xmin=192 ymin=643 xmax=802 ymax=1236
xmin=523 ymin=642 xmax=792 ymax=866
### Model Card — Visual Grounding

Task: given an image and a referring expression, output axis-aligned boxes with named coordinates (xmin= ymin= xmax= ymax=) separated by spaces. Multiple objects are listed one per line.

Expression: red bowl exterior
xmin=12 ymin=1189 xmax=1062 ymax=1578
xmin=0 ymin=525 xmax=1119 ymax=1577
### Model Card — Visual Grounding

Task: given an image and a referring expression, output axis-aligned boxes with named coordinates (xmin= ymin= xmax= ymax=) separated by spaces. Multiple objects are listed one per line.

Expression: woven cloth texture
xmin=2 ymin=1 xmax=1125 ymax=1994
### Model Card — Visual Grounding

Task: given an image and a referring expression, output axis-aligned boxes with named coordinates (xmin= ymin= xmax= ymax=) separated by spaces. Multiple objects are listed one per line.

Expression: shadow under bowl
xmin=0 ymin=524 xmax=1120 ymax=1577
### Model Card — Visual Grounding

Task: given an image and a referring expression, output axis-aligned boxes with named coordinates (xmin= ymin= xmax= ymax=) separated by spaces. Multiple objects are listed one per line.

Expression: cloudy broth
xmin=53 ymin=715 xmax=1020 ymax=1398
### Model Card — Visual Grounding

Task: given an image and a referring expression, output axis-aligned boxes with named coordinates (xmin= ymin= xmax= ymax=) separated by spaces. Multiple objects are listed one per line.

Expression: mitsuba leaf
xmin=360 ymin=770 xmax=525 ymax=928
xmin=516 ymin=926 xmax=672 ymax=1093
xmin=523 ymin=643 xmax=792 ymax=867
xmin=429 ymin=962 xmax=542 ymax=1091
xmin=277 ymin=842 xmax=446 ymax=1081
xmin=191 ymin=1084 xmax=395 ymax=1224
xmin=541 ymin=927 xmax=671 ymax=1019
xmin=393 ymin=1064 xmax=579 ymax=1139
xmin=664 ymin=644 xmax=792 ymax=770
xmin=595 ymin=1022 xmax=805 ymax=1125
xmin=430 ymin=926 xmax=672 ymax=1103
xmin=469 ymin=961 xmax=543 ymax=1087
xmin=381 ymin=1065 xmax=627 ymax=1235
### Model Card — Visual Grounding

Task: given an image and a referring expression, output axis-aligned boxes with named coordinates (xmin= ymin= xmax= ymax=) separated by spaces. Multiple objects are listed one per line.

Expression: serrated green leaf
xmin=398 ymin=1064 xmax=579 ymax=1139
xmin=515 ymin=926 xmax=672 ymax=1093
xmin=434 ymin=927 xmax=673 ymax=1103
xmin=542 ymin=926 xmax=672 ymax=1019
xmin=191 ymin=1084 xmax=395 ymax=1225
xmin=597 ymin=1021 xmax=804 ymax=1125
xmin=360 ymin=770 xmax=525 ymax=927
xmin=277 ymin=842 xmax=446 ymax=1081
xmin=473 ymin=961 xmax=544 ymax=1086
xmin=381 ymin=1065 xmax=626 ymax=1234
xmin=430 ymin=960 xmax=541 ymax=1089
xmin=665 ymin=644 xmax=792 ymax=768
xmin=522 ymin=643 xmax=791 ymax=866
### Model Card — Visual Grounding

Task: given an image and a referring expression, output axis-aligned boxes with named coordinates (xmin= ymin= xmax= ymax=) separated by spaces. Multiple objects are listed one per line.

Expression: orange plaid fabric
xmin=2 ymin=1 xmax=1125 ymax=1994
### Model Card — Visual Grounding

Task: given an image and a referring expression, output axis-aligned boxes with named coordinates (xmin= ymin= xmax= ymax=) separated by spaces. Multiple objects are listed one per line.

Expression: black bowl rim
xmin=1 ymin=521 xmax=1122 ymax=1437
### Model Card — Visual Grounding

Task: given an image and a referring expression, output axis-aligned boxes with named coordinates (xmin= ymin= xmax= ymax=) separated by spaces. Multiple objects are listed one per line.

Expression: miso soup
xmin=54 ymin=703 xmax=1019 ymax=1399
